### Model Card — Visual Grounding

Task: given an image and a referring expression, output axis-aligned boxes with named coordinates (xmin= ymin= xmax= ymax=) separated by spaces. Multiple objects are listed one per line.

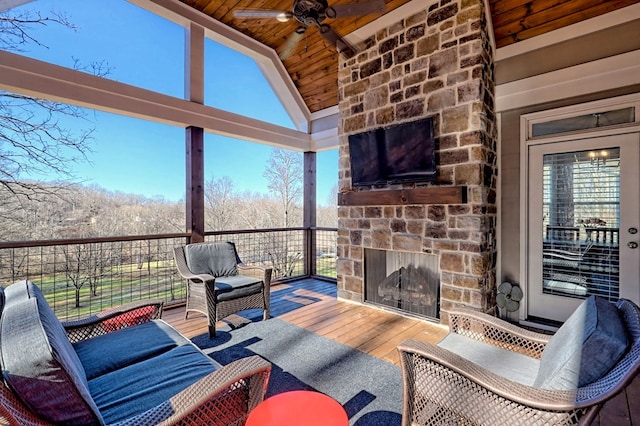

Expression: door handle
xmin=629 ymin=242 xmax=639 ymax=249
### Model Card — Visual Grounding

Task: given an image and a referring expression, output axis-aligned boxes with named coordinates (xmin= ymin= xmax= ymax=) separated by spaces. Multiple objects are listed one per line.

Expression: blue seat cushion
xmin=534 ymin=296 xmax=628 ymax=390
xmin=89 ymin=345 xmax=219 ymax=424
xmin=0 ymin=281 xmax=103 ymax=425
xmin=215 ymin=275 xmax=264 ymax=301
xmin=185 ymin=242 xmax=238 ymax=277
xmin=74 ymin=320 xmax=191 ymax=380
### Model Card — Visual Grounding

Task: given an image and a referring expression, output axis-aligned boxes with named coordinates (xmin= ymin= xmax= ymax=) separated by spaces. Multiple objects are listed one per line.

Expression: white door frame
xmin=519 ymin=93 xmax=640 ymax=323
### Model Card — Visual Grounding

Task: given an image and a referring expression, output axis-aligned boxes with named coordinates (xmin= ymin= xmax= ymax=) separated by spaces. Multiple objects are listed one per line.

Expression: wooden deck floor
xmin=163 ymin=278 xmax=449 ymax=365
xmin=162 ymin=278 xmax=639 ymax=425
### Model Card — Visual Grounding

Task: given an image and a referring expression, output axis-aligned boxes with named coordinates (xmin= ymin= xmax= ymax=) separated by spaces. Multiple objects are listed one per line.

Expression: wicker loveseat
xmin=398 ymin=296 xmax=640 ymax=425
xmin=0 ymin=280 xmax=271 ymax=425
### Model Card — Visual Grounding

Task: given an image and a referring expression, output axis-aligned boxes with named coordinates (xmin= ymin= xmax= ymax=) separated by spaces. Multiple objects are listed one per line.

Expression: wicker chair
xmin=397 ymin=298 xmax=640 ymax=426
xmin=174 ymin=242 xmax=272 ymax=338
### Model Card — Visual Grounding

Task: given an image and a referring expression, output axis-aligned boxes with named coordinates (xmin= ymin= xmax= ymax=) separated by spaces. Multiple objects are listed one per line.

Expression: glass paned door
xmin=542 ymin=148 xmax=620 ymax=300
xmin=527 ymin=134 xmax=640 ymax=323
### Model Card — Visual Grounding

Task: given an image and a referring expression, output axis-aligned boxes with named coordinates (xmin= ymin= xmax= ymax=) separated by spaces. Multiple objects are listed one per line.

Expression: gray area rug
xmin=192 ymin=317 xmax=402 ymax=425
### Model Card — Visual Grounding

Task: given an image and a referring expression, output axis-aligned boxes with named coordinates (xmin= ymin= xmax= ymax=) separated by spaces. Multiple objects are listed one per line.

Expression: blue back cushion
xmin=534 ymin=296 xmax=628 ymax=390
xmin=0 ymin=281 xmax=103 ymax=425
xmin=74 ymin=320 xmax=189 ymax=380
xmin=185 ymin=242 xmax=238 ymax=277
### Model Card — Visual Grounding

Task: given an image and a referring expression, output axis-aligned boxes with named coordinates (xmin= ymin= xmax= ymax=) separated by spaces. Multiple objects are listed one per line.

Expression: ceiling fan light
xmin=276 ymin=12 xmax=290 ymax=22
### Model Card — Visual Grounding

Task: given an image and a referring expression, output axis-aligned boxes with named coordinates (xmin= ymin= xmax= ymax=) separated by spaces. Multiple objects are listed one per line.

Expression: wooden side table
xmin=246 ymin=390 xmax=348 ymax=426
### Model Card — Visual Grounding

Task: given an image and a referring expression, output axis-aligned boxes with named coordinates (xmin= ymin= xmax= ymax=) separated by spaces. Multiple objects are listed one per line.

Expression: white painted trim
xmin=496 ymin=50 xmax=640 ymax=112
xmin=0 ymin=0 xmax=33 ymax=11
xmin=523 ymin=92 xmax=640 ymax=124
xmin=311 ymin=105 xmax=340 ymax=120
xmin=185 ymin=22 xmax=205 ymax=104
xmin=310 ymin=105 xmax=340 ymax=150
xmin=132 ymin=0 xmax=311 ymax=132
xmin=483 ymin=0 xmax=496 ymax=57
xmin=495 ymin=111 xmax=502 ymax=288
xmin=345 ymin=0 xmax=437 ymax=45
xmin=496 ymin=3 xmax=640 ymax=61
xmin=0 ymin=50 xmax=311 ymax=150
xmin=518 ymin=113 xmax=529 ymax=321
xmin=310 ymin=127 xmax=339 ymax=152
xmin=522 ymin=93 xmax=640 ymax=142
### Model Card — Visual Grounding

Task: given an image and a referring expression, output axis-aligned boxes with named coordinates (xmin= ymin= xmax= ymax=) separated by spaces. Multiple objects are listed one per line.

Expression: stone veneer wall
xmin=336 ymin=0 xmax=498 ymax=321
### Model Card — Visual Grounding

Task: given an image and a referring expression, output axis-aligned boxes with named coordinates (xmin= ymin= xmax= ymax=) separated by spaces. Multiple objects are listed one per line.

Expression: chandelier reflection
xmin=588 ymin=150 xmax=608 ymax=169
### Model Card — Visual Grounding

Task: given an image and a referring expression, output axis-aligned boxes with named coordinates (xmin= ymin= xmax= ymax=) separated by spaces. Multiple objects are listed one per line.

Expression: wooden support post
xmin=186 ymin=126 xmax=205 ymax=243
xmin=304 ymin=151 xmax=317 ymax=276
xmin=184 ymin=22 xmax=205 ymax=244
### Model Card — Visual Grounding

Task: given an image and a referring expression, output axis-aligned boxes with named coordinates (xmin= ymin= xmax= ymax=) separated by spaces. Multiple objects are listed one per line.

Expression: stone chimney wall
xmin=336 ymin=0 xmax=498 ymax=321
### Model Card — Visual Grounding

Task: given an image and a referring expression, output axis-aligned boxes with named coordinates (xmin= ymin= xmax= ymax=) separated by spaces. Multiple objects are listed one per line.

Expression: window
xmin=8 ymin=0 xmax=184 ymax=97
xmin=532 ymin=108 xmax=635 ymax=138
xmin=542 ymin=148 xmax=621 ymax=300
xmin=204 ymin=39 xmax=294 ymax=129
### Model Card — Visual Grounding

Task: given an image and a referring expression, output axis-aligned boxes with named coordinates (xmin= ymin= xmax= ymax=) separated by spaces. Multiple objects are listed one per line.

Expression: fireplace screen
xmin=364 ymin=249 xmax=439 ymax=320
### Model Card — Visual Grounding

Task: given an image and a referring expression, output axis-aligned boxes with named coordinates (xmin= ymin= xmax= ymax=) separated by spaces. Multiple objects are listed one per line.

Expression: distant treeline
xmin=0 ymin=180 xmax=337 ymax=242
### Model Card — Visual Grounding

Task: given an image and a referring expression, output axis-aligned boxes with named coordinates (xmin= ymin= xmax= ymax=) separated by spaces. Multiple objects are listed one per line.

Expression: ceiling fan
xmin=233 ymin=0 xmax=386 ymax=60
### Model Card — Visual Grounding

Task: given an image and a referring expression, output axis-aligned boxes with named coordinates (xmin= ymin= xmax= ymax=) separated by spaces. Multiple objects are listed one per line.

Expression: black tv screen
xmin=349 ymin=117 xmax=436 ymax=186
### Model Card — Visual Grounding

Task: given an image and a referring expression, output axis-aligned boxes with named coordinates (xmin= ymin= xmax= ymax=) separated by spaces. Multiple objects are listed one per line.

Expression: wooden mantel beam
xmin=338 ymin=187 xmax=467 ymax=206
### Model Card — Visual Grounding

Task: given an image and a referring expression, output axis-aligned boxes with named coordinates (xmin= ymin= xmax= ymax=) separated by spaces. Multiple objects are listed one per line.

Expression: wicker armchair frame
xmin=0 ymin=300 xmax=271 ymax=426
xmin=398 ymin=299 xmax=640 ymax=426
xmin=64 ymin=299 xmax=164 ymax=342
xmin=173 ymin=244 xmax=272 ymax=338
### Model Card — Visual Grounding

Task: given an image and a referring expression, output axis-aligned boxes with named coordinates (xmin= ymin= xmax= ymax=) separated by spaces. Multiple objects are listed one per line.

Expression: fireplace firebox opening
xmin=364 ymin=248 xmax=439 ymax=321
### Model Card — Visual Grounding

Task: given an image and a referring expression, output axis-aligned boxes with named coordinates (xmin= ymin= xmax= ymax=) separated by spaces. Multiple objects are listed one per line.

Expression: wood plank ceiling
xmin=180 ymin=0 xmax=640 ymax=114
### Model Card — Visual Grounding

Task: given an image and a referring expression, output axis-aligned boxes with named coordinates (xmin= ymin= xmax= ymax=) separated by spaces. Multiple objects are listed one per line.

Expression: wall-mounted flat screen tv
xmin=348 ymin=117 xmax=436 ymax=186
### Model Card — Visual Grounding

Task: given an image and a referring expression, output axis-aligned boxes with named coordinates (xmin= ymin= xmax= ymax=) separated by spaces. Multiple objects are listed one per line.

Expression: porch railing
xmin=0 ymin=227 xmax=337 ymax=321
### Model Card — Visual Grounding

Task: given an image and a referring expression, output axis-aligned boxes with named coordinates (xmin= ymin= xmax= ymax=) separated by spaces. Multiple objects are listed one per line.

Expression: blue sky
xmin=13 ymin=0 xmax=338 ymax=204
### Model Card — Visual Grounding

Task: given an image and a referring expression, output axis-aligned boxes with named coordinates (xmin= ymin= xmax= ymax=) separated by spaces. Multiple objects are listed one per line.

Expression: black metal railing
xmin=0 ymin=228 xmax=337 ymax=321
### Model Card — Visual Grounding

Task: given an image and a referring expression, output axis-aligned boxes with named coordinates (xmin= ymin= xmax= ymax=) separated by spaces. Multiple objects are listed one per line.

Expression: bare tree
xmin=0 ymin=95 xmax=94 ymax=197
xmin=204 ymin=175 xmax=238 ymax=231
xmin=0 ymin=7 xmax=73 ymax=51
xmin=262 ymin=148 xmax=304 ymax=278
xmin=318 ymin=182 xmax=338 ymax=227
xmin=263 ymin=148 xmax=303 ymax=227
xmin=0 ymin=6 xmax=109 ymax=199
xmin=62 ymin=244 xmax=92 ymax=308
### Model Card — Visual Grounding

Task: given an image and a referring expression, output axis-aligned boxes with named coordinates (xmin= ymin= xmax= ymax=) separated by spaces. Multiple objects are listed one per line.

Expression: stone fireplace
xmin=336 ymin=0 xmax=497 ymax=323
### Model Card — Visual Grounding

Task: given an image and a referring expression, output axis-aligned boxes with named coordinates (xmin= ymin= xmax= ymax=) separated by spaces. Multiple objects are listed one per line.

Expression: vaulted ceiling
xmin=180 ymin=0 xmax=640 ymax=114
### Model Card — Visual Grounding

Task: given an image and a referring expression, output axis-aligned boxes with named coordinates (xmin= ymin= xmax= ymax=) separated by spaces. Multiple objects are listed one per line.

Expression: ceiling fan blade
xmin=327 ymin=0 xmax=386 ymax=19
xmin=279 ymin=27 xmax=306 ymax=60
xmin=233 ymin=10 xmax=293 ymax=22
xmin=318 ymin=24 xmax=357 ymax=58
